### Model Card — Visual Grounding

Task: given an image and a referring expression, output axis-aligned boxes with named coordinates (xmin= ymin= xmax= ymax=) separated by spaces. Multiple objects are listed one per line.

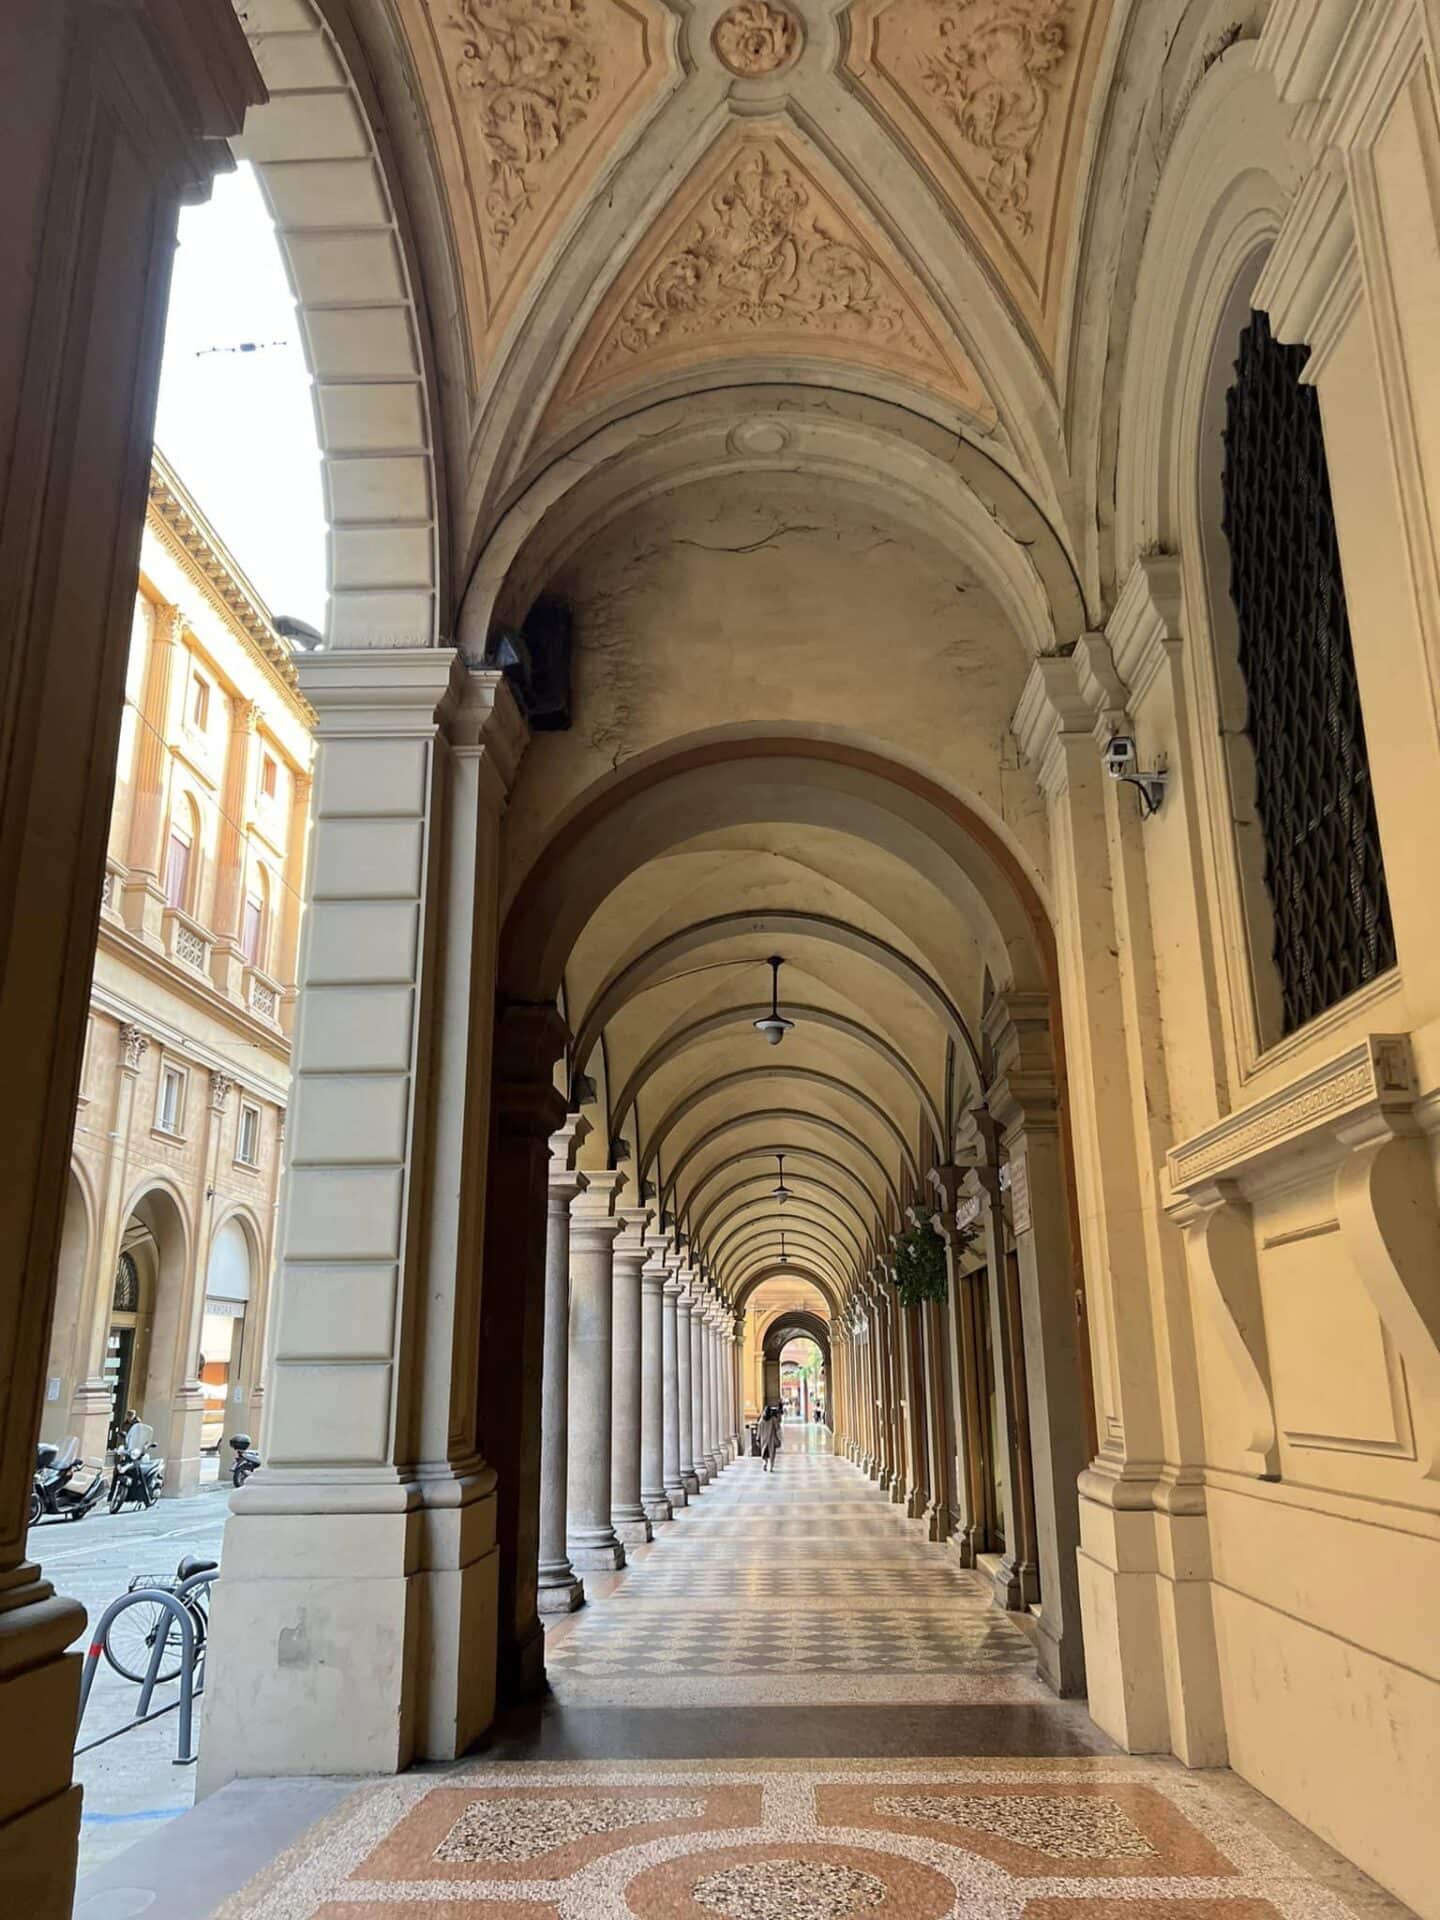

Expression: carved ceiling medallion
xmin=845 ymin=0 xmax=1113 ymax=356
xmin=712 ymin=2 xmax=803 ymax=77
xmin=547 ymin=128 xmax=993 ymax=423
xmin=397 ymin=0 xmax=670 ymax=349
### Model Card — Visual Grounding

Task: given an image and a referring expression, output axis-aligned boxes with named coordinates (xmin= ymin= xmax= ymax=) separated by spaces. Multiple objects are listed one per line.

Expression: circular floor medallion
xmin=694 ymin=1857 xmax=886 ymax=1918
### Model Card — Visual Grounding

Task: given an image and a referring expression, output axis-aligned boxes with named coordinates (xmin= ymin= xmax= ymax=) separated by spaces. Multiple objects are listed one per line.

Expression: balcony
xmin=244 ymin=963 xmax=283 ymax=1027
xmin=161 ymin=907 xmax=212 ymax=976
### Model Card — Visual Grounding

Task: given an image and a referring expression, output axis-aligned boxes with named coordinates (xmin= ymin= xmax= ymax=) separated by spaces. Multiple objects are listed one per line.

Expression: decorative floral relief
xmin=446 ymin=0 xmax=600 ymax=251
xmin=599 ymin=145 xmax=936 ymax=371
xmin=712 ymin=1 xmax=802 ymax=77
xmin=918 ymin=0 xmax=1070 ymax=235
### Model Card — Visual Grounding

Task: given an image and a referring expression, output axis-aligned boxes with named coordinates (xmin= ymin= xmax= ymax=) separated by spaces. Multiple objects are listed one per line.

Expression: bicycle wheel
xmin=103 ymin=1598 xmax=186 ymax=1684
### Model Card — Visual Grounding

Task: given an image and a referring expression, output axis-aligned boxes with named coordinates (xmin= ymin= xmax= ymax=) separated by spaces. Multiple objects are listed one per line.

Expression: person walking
xmin=758 ymin=1404 xmax=783 ymax=1473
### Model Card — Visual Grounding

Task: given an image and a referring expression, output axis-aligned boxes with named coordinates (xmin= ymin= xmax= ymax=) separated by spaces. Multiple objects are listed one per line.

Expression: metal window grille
xmin=113 ymin=1252 xmax=140 ymax=1313
xmin=1221 ymin=310 xmax=1396 ymax=1035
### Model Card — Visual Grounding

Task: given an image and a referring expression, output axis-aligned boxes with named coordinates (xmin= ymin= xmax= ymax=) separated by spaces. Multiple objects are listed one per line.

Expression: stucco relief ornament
xmin=712 ymin=1 xmax=802 ymax=76
xmin=920 ymin=0 xmax=1069 ymax=235
xmin=447 ymin=0 xmax=600 ymax=250
xmin=119 ymin=1025 xmax=149 ymax=1073
xmin=605 ymin=148 xmax=925 ymax=365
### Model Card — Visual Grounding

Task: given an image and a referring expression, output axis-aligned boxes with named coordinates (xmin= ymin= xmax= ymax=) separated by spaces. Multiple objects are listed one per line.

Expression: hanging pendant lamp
xmin=753 ymin=955 xmax=795 ymax=1046
xmin=772 ymin=1152 xmax=792 ymax=1204
xmin=778 ymin=1229 xmax=790 ymax=1267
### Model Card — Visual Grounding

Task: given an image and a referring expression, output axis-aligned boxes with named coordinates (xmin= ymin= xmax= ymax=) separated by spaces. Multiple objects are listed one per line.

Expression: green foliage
xmin=889 ymin=1220 xmax=950 ymax=1309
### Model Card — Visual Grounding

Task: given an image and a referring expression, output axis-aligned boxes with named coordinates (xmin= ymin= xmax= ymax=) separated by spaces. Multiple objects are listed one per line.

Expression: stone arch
xmin=641 ymin=1066 xmax=920 ymax=1186
xmin=42 ymin=1163 xmax=95 ymax=1445
xmin=500 ymin=737 xmax=1057 ymax=1011
xmin=573 ymin=910 xmax=981 ymax=1094
xmin=611 ymin=1002 xmax=945 ymax=1149
xmin=118 ymin=1184 xmax=192 ymax=1476
xmin=232 ymin=0 xmax=443 ymax=647
xmin=734 ymin=1270 xmax=841 ymax=1319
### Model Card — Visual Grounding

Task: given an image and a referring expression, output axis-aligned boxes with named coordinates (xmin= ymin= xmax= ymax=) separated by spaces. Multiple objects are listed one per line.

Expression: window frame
xmin=235 ymin=1100 xmax=262 ymax=1169
xmin=155 ymin=1061 xmax=188 ymax=1137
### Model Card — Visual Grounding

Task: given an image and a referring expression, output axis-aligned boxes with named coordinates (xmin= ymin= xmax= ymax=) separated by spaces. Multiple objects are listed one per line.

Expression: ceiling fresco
xmin=392 ymin=0 xmax=674 ymax=354
xmin=843 ymin=0 xmax=1116 ymax=355
xmin=545 ymin=124 xmax=996 ymax=425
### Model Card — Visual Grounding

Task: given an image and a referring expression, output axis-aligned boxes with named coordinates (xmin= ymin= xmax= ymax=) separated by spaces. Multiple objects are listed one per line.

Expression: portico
xmin=7 ymin=2 xmax=1440 ymax=1917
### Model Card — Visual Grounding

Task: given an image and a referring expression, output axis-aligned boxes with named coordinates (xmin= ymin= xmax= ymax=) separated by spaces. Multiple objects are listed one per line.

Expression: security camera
xmin=1102 ymin=735 xmax=1136 ymax=776
xmin=1101 ymin=733 xmax=1168 ymax=818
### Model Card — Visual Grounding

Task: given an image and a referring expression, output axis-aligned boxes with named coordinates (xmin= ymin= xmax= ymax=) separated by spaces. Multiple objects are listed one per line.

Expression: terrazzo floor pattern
xmin=206 ymin=1430 xmax=1417 ymax=1920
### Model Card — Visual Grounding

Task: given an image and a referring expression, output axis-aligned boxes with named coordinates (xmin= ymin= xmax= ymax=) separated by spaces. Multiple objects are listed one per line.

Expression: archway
xmin=762 ymin=1308 xmax=832 ymax=1421
xmin=119 ymin=1185 xmax=194 ymax=1495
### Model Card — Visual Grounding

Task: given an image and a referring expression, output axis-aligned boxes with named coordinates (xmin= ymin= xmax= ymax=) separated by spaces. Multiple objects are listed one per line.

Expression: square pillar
xmin=201 ymin=653 xmax=529 ymax=1788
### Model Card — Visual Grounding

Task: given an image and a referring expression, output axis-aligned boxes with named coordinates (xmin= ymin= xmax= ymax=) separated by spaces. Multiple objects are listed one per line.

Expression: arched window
xmin=241 ymin=865 xmax=271 ymax=970
xmin=1219 ymin=309 xmax=1395 ymax=1037
xmin=112 ymin=1251 xmax=140 ymax=1314
xmin=165 ymin=807 xmax=194 ymax=912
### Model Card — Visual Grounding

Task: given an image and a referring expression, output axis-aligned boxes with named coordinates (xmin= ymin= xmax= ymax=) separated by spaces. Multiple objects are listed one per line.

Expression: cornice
xmin=94 ymin=921 xmax=291 ymax=1081
xmin=296 ymin=647 xmax=459 ymax=735
xmin=1166 ymin=1033 xmax=1416 ymax=1198
xmin=146 ymin=457 xmax=311 ymax=726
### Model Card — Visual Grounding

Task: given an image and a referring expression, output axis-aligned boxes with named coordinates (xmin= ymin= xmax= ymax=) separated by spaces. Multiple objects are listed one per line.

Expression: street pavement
xmin=30 ymin=1481 xmax=230 ymax=1873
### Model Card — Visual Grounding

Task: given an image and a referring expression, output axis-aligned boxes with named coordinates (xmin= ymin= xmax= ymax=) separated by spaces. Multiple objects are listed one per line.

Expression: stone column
xmin=898 ymin=1296 xmax=927 ymax=1520
xmin=0 ymin=12 xmax=260 ymax=1895
xmin=203 ymin=656 xmax=533 ymax=1784
xmin=478 ymin=1007 xmax=568 ymax=1703
xmin=690 ymin=1279 xmax=710 ymax=1485
xmin=676 ymin=1276 xmax=700 ymax=1494
xmin=959 ymin=1111 xmax=1041 ymax=1611
xmin=702 ymin=1301 xmax=722 ymax=1477
xmin=661 ymin=1265 xmax=688 ymax=1508
xmin=930 ymin=1166 xmax=993 ymax=1567
xmin=610 ymin=1205 xmax=653 ymax=1546
xmin=120 ymin=605 xmax=182 ymax=947
xmin=986 ymin=995 xmax=1089 ymax=1697
xmin=538 ymin=1120 xmax=588 ymax=1615
xmin=208 ymin=697 xmax=261 ymax=998
xmin=567 ymin=1175 xmax=627 ymax=1570
xmin=640 ymin=1238 xmax=673 ymax=1522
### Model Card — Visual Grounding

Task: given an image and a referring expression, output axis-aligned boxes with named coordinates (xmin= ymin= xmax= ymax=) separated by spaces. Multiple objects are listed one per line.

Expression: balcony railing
xmin=161 ymin=907 xmax=211 ymax=976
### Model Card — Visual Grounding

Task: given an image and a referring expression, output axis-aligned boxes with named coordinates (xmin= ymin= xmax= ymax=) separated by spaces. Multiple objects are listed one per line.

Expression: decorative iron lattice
xmin=113 ymin=1252 xmax=140 ymax=1313
xmin=1221 ymin=310 xmax=1396 ymax=1035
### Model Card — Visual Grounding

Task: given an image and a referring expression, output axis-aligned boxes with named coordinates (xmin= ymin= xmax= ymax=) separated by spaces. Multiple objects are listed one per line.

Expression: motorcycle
xmin=30 ymin=1438 xmax=108 ymax=1525
xmin=108 ymin=1422 xmax=166 ymax=1512
xmin=228 ymin=1433 xmax=260 ymax=1488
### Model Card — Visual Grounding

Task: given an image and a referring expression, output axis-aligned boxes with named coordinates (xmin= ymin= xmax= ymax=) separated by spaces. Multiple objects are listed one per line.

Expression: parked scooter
xmin=228 ymin=1433 xmax=260 ymax=1488
xmin=30 ymin=1438 xmax=108 ymax=1525
xmin=108 ymin=1422 xmax=166 ymax=1512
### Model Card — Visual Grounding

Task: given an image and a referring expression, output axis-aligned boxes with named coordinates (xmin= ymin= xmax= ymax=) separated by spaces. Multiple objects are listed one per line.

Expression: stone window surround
xmin=235 ymin=1099 xmax=263 ymax=1169
xmin=154 ymin=1058 xmax=189 ymax=1139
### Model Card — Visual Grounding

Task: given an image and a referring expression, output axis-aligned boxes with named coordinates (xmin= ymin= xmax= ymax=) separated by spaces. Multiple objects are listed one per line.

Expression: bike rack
xmin=75 ymin=1570 xmax=218 ymax=1766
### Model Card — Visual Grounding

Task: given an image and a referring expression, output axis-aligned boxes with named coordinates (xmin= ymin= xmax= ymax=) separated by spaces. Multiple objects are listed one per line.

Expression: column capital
xmin=118 ymin=1024 xmax=150 ymax=1074
xmin=493 ymin=1003 xmax=568 ymax=1139
xmin=296 ymin=646 xmax=459 ymax=738
xmin=614 ymin=1204 xmax=655 ymax=1260
xmin=572 ymin=1167 xmax=627 ymax=1232
xmin=548 ymin=1112 xmax=592 ymax=1175
xmin=208 ymin=1069 xmax=235 ymax=1112
xmin=437 ymin=664 xmax=530 ymax=807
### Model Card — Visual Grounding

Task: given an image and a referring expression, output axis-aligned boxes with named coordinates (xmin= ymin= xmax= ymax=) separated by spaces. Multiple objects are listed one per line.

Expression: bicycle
xmin=101 ymin=1553 xmax=217 ymax=1685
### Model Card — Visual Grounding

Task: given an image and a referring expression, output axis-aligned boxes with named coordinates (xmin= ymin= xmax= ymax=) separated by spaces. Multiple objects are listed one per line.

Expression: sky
xmin=154 ymin=163 xmax=328 ymax=631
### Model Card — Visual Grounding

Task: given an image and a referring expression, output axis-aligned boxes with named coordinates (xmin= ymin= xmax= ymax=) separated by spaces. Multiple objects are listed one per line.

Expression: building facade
xmin=6 ymin=3 xmax=1440 ymax=1917
xmin=41 ymin=458 xmax=312 ymax=1494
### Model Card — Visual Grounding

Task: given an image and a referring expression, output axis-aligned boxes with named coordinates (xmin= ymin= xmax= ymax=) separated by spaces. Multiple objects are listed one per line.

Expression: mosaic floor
xmin=541 ymin=1432 xmax=1047 ymax=1706
xmin=215 ymin=1757 xmax=1408 ymax=1918
xmin=208 ymin=1434 xmax=1413 ymax=1919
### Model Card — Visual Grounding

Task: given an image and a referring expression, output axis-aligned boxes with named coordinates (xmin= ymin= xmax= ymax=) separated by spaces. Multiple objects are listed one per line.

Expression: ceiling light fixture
xmin=778 ymin=1229 xmax=790 ymax=1267
xmin=772 ymin=1152 xmax=792 ymax=1204
xmin=753 ymin=955 xmax=795 ymax=1047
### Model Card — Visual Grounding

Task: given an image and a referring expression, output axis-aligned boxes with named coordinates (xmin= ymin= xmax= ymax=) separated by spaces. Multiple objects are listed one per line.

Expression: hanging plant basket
xmin=889 ymin=1220 xmax=951 ymax=1309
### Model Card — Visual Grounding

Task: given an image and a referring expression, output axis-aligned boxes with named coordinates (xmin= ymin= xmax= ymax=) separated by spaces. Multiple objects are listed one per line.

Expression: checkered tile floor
xmin=542 ymin=1427 xmax=1045 ymax=1704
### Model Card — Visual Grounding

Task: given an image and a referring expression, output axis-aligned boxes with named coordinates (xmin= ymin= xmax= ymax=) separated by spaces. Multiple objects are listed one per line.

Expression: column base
xmin=682 ymin=1470 xmax=701 ymax=1494
xmin=921 ymin=1499 xmax=946 ymax=1541
xmin=612 ymin=1513 xmax=652 ymax=1546
xmin=905 ymin=1485 xmax=926 ymax=1520
xmin=415 ymin=1467 xmax=500 ymax=1757
xmin=567 ymin=1538 xmax=626 ymax=1572
xmin=949 ymin=1524 xmax=980 ymax=1569
xmin=703 ymin=1451 xmax=721 ymax=1478
xmin=537 ymin=1573 xmax=586 ymax=1615
xmin=988 ymin=1549 xmax=1040 ymax=1611
xmin=693 ymin=1461 xmax=710 ymax=1486
xmin=1035 ymin=1603 xmax=1086 ymax=1698
xmin=664 ymin=1480 xmax=688 ymax=1507
xmin=0 ymin=1579 xmax=85 ymax=1920
xmin=1076 ymin=1465 xmax=1227 ymax=1762
xmin=643 ymin=1495 xmax=674 ymax=1523
xmin=199 ymin=1480 xmax=427 ymax=1796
